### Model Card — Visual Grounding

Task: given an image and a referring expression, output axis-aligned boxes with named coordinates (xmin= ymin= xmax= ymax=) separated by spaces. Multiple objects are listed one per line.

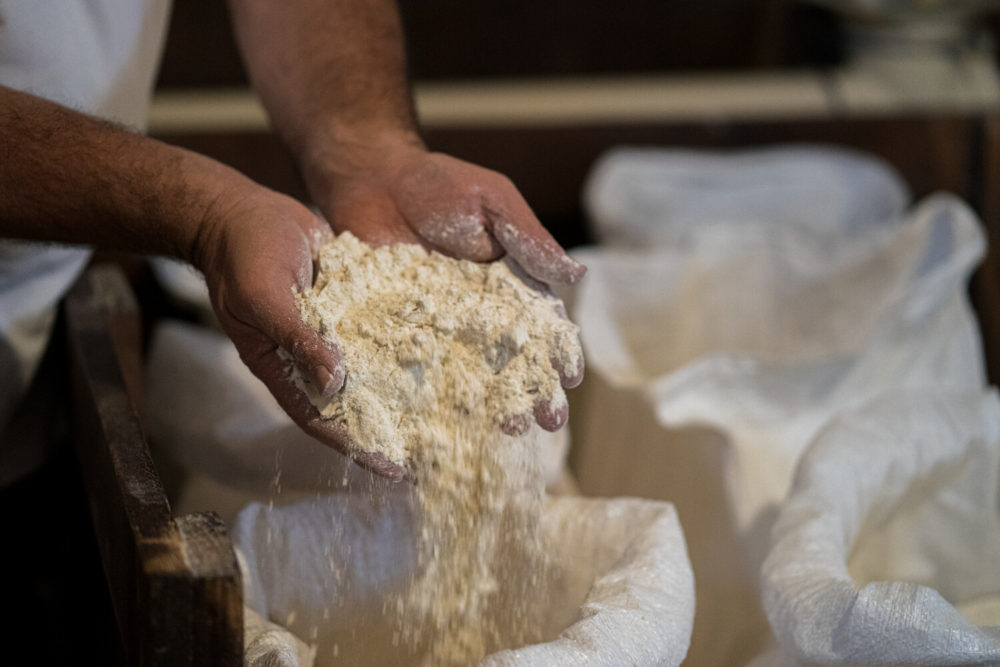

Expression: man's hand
xmin=193 ymin=184 xmax=407 ymax=480
xmin=305 ymin=138 xmax=586 ymax=433
xmin=0 ymin=84 xmax=407 ymax=478
xmin=311 ymin=139 xmax=587 ymax=288
xmin=226 ymin=0 xmax=585 ymax=284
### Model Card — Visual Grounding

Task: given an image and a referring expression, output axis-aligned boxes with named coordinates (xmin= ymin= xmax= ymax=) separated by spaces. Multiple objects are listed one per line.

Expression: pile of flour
xmin=292 ymin=232 xmax=582 ymax=665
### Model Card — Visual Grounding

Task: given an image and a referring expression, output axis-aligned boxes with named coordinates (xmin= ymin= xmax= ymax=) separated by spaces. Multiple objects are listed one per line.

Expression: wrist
xmin=297 ymin=124 xmax=426 ymax=208
xmin=164 ymin=147 xmax=261 ymax=271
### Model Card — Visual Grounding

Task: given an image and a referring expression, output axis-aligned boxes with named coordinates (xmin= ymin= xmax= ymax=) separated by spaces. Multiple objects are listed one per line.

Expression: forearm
xmin=226 ymin=0 xmax=586 ymax=286
xmin=226 ymin=0 xmax=422 ymax=176
xmin=0 ymin=84 xmax=252 ymax=267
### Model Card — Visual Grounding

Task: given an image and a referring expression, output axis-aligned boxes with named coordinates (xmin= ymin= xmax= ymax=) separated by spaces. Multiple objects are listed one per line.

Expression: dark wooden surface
xmin=973 ymin=115 xmax=1000 ymax=384
xmin=65 ymin=265 xmax=243 ymax=666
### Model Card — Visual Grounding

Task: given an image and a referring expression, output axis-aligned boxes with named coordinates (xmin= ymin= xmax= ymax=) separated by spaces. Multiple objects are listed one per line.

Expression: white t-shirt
xmin=0 ymin=0 xmax=173 ymax=484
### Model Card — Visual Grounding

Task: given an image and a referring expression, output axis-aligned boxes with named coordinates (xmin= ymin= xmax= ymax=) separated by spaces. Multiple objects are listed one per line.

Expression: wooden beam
xmin=65 ymin=265 xmax=243 ymax=665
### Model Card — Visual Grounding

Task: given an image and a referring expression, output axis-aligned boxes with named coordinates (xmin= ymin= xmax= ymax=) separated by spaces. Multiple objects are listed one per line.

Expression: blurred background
xmin=151 ymin=0 xmax=1000 ymax=381
xmin=151 ymin=0 xmax=998 ymax=239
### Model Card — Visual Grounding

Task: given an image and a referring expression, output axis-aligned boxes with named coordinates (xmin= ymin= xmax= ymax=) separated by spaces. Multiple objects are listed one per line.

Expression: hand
xmin=307 ymin=139 xmax=586 ymax=433
xmin=498 ymin=259 xmax=585 ymax=436
xmin=309 ymin=139 xmax=587 ymax=286
xmin=193 ymin=182 xmax=406 ymax=480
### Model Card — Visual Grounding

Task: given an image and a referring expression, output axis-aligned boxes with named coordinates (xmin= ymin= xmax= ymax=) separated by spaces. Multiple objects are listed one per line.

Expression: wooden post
xmin=65 ymin=264 xmax=243 ymax=666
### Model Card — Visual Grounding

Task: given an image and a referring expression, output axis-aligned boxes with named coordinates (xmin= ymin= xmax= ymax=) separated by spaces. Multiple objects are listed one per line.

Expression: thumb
xmin=236 ymin=320 xmax=409 ymax=481
xmin=487 ymin=198 xmax=586 ymax=285
xmin=257 ymin=287 xmax=345 ymax=399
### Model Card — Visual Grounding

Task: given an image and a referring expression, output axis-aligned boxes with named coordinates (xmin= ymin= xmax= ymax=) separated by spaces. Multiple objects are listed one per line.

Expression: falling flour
xmin=292 ymin=232 xmax=582 ymax=665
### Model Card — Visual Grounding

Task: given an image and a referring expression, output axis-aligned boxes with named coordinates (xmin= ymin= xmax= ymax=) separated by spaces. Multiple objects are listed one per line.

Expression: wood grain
xmin=65 ymin=265 xmax=243 ymax=666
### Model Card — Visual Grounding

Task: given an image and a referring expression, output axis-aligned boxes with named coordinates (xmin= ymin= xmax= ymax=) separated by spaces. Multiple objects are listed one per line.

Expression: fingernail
xmin=534 ymin=398 xmax=568 ymax=432
xmin=553 ymin=354 xmax=585 ymax=389
xmin=315 ymin=364 xmax=344 ymax=397
xmin=500 ymin=413 xmax=531 ymax=436
xmin=352 ymin=450 xmax=406 ymax=483
xmin=560 ymin=254 xmax=587 ymax=284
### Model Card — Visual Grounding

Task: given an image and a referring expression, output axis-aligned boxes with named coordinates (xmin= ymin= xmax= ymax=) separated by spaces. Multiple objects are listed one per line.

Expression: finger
xmin=554 ymin=353 xmax=585 ymax=389
xmin=265 ymin=357 xmax=406 ymax=481
xmin=348 ymin=449 xmax=409 ymax=482
xmin=415 ymin=210 xmax=504 ymax=262
xmin=486 ymin=197 xmax=586 ymax=286
xmin=266 ymin=301 xmax=346 ymax=398
xmin=329 ymin=191 xmax=424 ymax=248
xmin=237 ymin=247 xmax=346 ymax=397
xmin=501 ymin=256 xmax=552 ymax=293
xmin=534 ymin=396 xmax=568 ymax=432
xmin=500 ymin=413 xmax=532 ymax=437
xmin=339 ymin=214 xmax=424 ymax=248
xmin=255 ymin=346 xmax=347 ymax=443
xmin=242 ymin=337 xmax=407 ymax=481
xmin=552 ymin=299 xmax=568 ymax=319
xmin=274 ymin=368 xmax=407 ymax=482
xmin=306 ymin=219 xmax=334 ymax=256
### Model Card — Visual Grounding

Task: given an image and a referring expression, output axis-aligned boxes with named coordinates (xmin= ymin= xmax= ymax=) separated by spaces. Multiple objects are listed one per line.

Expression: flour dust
xmin=290 ymin=232 xmax=582 ymax=665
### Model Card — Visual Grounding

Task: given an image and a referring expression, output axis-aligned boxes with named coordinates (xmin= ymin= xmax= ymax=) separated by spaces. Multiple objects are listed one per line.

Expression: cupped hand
xmin=192 ymin=183 xmax=406 ymax=481
xmin=308 ymin=140 xmax=586 ymax=433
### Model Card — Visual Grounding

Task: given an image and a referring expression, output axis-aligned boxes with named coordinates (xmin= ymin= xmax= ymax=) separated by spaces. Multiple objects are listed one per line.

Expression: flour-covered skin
xmin=307 ymin=143 xmax=588 ymax=287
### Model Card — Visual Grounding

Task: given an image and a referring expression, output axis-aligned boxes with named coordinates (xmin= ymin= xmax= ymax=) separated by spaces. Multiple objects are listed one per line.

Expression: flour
xmin=291 ymin=232 xmax=582 ymax=665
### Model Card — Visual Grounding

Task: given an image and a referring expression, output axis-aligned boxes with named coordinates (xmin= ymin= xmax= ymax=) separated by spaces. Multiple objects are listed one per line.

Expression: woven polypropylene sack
xmin=233 ymin=493 xmax=694 ymax=666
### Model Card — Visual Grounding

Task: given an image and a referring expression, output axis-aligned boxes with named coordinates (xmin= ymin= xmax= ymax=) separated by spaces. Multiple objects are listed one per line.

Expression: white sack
xmin=583 ymin=145 xmax=909 ymax=247
xmin=143 ymin=321 xmax=369 ymax=520
xmin=243 ymin=605 xmax=317 ymax=667
xmin=148 ymin=256 xmax=217 ymax=326
xmin=144 ymin=321 xmax=572 ymax=520
xmin=571 ymin=165 xmax=985 ymax=664
xmin=760 ymin=390 xmax=1000 ymax=665
xmin=573 ymin=193 xmax=984 ymax=532
xmin=232 ymin=492 xmax=694 ymax=667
